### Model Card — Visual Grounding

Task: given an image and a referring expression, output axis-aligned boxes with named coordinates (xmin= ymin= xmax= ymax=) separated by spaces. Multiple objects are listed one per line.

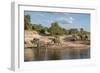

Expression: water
xmin=24 ymin=48 xmax=90 ymax=61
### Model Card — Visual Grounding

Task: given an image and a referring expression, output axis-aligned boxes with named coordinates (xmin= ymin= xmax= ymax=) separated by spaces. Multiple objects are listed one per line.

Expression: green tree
xmin=79 ymin=28 xmax=88 ymax=35
xmin=68 ymin=28 xmax=79 ymax=35
xmin=49 ymin=22 xmax=64 ymax=35
xmin=78 ymin=28 xmax=88 ymax=40
xmin=31 ymin=24 xmax=43 ymax=31
xmin=80 ymin=28 xmax=84 ymax=34
xmin=40 ymin=27 xmax=49 ymax=34
xmin=24 ymin=15 xmax=31 ymax=30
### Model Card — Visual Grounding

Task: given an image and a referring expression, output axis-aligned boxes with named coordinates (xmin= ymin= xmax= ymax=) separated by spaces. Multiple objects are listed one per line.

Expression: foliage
xmin=31 ymin=24 xmax=43 ymax=31
xmin=68 ymin=28 xmax=79 ymax=35
xmin=24 ymin=15 xmax=31 ymax=30
xmin=24 ymin=15 xmax=89 ymax=37
xmin=48 ymin=22 xmax=65 ymax=35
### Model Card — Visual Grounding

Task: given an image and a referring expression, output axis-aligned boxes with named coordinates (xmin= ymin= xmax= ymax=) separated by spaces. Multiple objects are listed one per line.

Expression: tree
xmin=49 ymin=22 xmax=64 ymax=35
xmin=40 ymin=27 xmax=49 ymax=34
xmin=40 ymin=29 xmax=45 ymax=34
xmin=78 ymin=28 xmax=88 ymax=40
xmin=68 ymin=28 xmax=79 ymax=35
xmin=24 ymin=15 xmax=31 ymax=30
xmin=31 ymin=24 xmax=43 ymax=31
xmin=80 ymin=28 xmax=84 ymax=34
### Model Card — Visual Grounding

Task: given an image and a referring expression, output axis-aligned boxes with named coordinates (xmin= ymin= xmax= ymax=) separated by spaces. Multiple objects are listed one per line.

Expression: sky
xmin=24 ymin=11 xmax=90 ymax=32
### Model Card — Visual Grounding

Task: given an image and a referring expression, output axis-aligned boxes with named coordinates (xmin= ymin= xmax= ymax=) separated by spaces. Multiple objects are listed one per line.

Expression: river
xmin=24 ymin=47 xmax=90 ymax=61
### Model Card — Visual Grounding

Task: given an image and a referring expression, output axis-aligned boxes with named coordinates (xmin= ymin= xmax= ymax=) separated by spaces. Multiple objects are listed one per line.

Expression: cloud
xmin=26 ymin=11 xmax=75 ymax=25
xmin=69 ymin=17 xmax=74 ymax=21
xmin=35 ymin=13 xmax=46 ymax=17
xmin=57 ymin=16 xmax=75 ymax=24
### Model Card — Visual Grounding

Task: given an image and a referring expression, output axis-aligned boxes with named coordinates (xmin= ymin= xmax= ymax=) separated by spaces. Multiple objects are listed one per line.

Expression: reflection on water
xmin=24 ymin=48 xmax=90 ymax=61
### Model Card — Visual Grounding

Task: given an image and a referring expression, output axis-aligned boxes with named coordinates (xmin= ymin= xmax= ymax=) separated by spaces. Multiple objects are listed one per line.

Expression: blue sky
xmin=24 ymin=11 xmax=90 ymax=32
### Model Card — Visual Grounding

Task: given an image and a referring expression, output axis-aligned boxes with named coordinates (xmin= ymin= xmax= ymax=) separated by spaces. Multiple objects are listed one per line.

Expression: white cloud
xmin=69 ymin=17 xmax=74 ymax=20
xmin=35 ymin=13 xmax=46 ymax=17
xmin=67 ymin=17 xmax=75 ymax=24
xmin=57 ymin=16 xmax=75 ymax=24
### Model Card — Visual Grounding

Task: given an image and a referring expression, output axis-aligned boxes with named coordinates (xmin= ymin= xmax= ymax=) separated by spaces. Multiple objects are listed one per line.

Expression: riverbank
xmin=25 ymin=41 xmax=90 ymax=50
xmin=24 ymin=31 xmax=90 ymax=49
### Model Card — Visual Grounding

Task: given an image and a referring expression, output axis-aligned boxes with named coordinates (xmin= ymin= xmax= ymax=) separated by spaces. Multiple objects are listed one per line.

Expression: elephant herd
xmin=30 ymin=36 xmax=62 ymax=48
